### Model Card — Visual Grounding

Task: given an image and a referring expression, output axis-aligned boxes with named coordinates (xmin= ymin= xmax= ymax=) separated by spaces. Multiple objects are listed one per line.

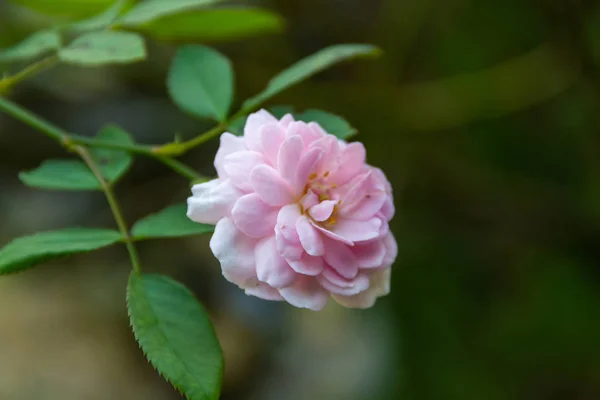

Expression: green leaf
xmin=19 ymin=159 xmax=100 ymax=190
xmin=243 ymin=44 xmax=381 ymax=110
xmin=168 ymin=45 xmax=234 ymax=121
xmin=130 ymin=7 xmax=284 ymax=42
xmin=0 ymin=30 xmax=61 ymax=63
xmin=132 ymin=204 xmax=214 ymax=239
xmin=8 ymin=0 xmax=115 ymax=18
xmin=68 ymin=0 xmax=127 ymax=33
xmin=0 ymin=228 xmax=122 ymax=274
xmin=296 ymin=109 xmax=357 ymax=139
xmin=118 ymin=0 xmax=224 ymax=26
xmin=20 ymin=127 xmax=134 ymax=190
xmin=91 ymin=125 xmax=134 ymax=183
xmin=127 ymin=273 xmax=223 ymax=400
xmin=58 ymin=31 xmax=146 ymax=66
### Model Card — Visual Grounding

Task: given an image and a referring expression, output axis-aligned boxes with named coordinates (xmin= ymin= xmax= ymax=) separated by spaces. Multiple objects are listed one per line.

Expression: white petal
xmin=187 ymin=179 xmax=242 ymax=224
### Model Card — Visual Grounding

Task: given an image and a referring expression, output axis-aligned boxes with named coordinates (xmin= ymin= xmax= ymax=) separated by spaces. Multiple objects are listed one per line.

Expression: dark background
xmin=1 ymin=0 xmax=600 ymax=399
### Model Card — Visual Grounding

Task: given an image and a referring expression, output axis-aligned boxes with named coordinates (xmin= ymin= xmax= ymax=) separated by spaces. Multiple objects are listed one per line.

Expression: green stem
xmin=0 ymin=55 xmax=58 ymax=94
xmin=75 ymin=145 xmax=142 ymax=275
xmin=0 ymin=96 xmax=204 ymax=180
xmin=154 ymin=108 xmax=250 ymax=155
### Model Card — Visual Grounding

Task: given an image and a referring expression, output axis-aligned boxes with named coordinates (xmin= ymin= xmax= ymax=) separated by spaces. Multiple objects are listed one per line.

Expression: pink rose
xmin=187 ymin=110 xmax=397 ymax=310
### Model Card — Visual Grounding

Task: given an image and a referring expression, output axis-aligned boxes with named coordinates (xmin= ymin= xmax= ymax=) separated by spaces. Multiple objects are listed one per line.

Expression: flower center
xmin=300 ymin=171 xmax=340 ymax=226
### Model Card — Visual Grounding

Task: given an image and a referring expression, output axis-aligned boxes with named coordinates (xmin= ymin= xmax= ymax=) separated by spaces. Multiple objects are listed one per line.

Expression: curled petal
xmin=318 ymin=268 xmax=370 ymax=296
xmin=231 ymin=193 xmax=277 ymax=238
xmin=352 ymin=240 xmax=387 ymax=269
xmin=187 ymin=179 xmax=242 ymax=224
xmin=275 ymin=226 xmax=303 ymax=260
xmin=255 ymin=236 xmax=296 ymax=288
xmin=287 ymin=253 xmax=324 ymax=276
xmin=245 ymin=284 xmax=284 ymax=301
xmin=276 ymin=204 xmax=301 ymax=242
xmin=308 ymin=200 xmax=337 ymax=222
xmin=332 ymin=268 xmax=391 ymax=309
xmin=296 ymin=216 xmax=325 ymax=256
xmin=210 ymin=218 xmax=258 ymax=288
xmin=329 ymin=218 xmax=382 ymax=243
xmin=279 ymin=276 xmax=328 ymax=311
xmin=383 ymin=232 xmax=398 ymax=266
xmin=340 ymin=191 xmax=387 ymax=220
xmin=250 ymin=165 xmax=294 ymax=206
xmin=323 ymin=239 xmax=358 ymax=279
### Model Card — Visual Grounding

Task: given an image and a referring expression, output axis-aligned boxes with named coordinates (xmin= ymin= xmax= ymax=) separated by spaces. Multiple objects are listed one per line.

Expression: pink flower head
xmin=187 ymin=110 xmax=397 ymax=310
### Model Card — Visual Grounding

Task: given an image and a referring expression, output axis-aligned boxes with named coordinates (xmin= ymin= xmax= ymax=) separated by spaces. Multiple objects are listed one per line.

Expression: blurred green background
xmin=2 ymin=0 xmax=600 ymax=399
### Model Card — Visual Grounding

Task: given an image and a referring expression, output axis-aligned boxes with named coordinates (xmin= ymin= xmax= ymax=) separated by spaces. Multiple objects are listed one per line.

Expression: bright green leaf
xmin=132 ymin=204 xmax=214 ymax=239
xmin=0 ymin=30 xmax=61 ymax=63
xmin=127 ymin=273 xmax=223 ymax=400
xmin=131 ymin=7 xmax=284 ymax=42
xmin=168 ymin=45 xmax=234 ymax=121
xmin=91 ymin=125 xmax=134 ymax=183
xmin=297 ymin=109 xmax=357 ymax=139
xmin=243 ymin=44 xmax=381 ymax=110
xmin=8 ymin=0 xmax=114 ymax=17
xmin=0 ymin=228 xmax=122 ymax=274
xmin=19 ymin=159 xmax=100 ymax=190
xmin=58 ymin=31 xmax=146 ymax=66
xmin=68 ymin=0 xmax=127 ymax=33
xmin=118 ymin=0 xmax=223 ymax=26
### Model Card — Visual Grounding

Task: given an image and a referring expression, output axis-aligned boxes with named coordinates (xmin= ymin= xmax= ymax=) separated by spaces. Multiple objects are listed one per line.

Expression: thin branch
xmin=75 ymin=146 xmax=142 ymax=275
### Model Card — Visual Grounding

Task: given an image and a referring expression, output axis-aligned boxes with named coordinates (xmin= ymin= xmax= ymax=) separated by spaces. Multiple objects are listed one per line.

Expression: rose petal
xmin=223 ymin=151 xmax=266 ymax=191
xmin=278 ymin=135 xmax=304 ymax=186
xmin=187 ymin=179 xmax=242 ymax=224
xmin=340 ymin=191 xmax=386 ymax=220
xmin=275 ymin=226 xmax=303 ymax=260
xmin=352 ymin=240 xmax=387 ymax=269
xmin=382 ymin=232 xmax=398 ymax=266
xmin=255 ymin=236 xmax=296 ymax=288
xmin=329 ymin=218 xmax=382 ymax=243
xmin=276 ymin=204 xmax=301 ymax=242
xmin=210 ymin=218 xmax=258 ymax=288
xmin=231 ymin=193 xmax=277 ymax=238
xmin=294 ymin=147 xmax=323 ymax=195
xmin=308 ymin=200 xmax=337 ymax=222
xmin=318 ymin=268 xmax=370 ymax=296
xmin=250 ymin=164 xmax=294 ymax=206
xmin=323 ymin=239 xmax=358 ymax=279
xmin=279 ymin=276 xmax=328 ymax=311
xmin=279 ymin=113 xmax=295 ymax=128
xmin=300 ymin=190 xmax=319 ymax=210
xmin=214 ymin=133 xmax=246 ymax=179
xmin=328 ymin=142 xmax=366 ymax=186
xmin=296 ymin=215 xmax=325 ymax=256
xmin=332 ymin=268 xmax=391 ymax=309
xmin=245 ymin=284 xmax=284 ymax=301
xmin=311 ymin=221 xmax=354 ymax=246
xmin=260 ymin=123 xmax=285 ymax=166
xmin=287 ymin=253 xmax=324 ymax=276
xmin=244 ymin=109 xmax=277 ymax=151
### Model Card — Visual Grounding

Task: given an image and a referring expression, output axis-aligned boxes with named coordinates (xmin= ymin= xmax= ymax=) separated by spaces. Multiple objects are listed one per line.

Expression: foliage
xmin=0 ymin=1 xmax=381 ymax=398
